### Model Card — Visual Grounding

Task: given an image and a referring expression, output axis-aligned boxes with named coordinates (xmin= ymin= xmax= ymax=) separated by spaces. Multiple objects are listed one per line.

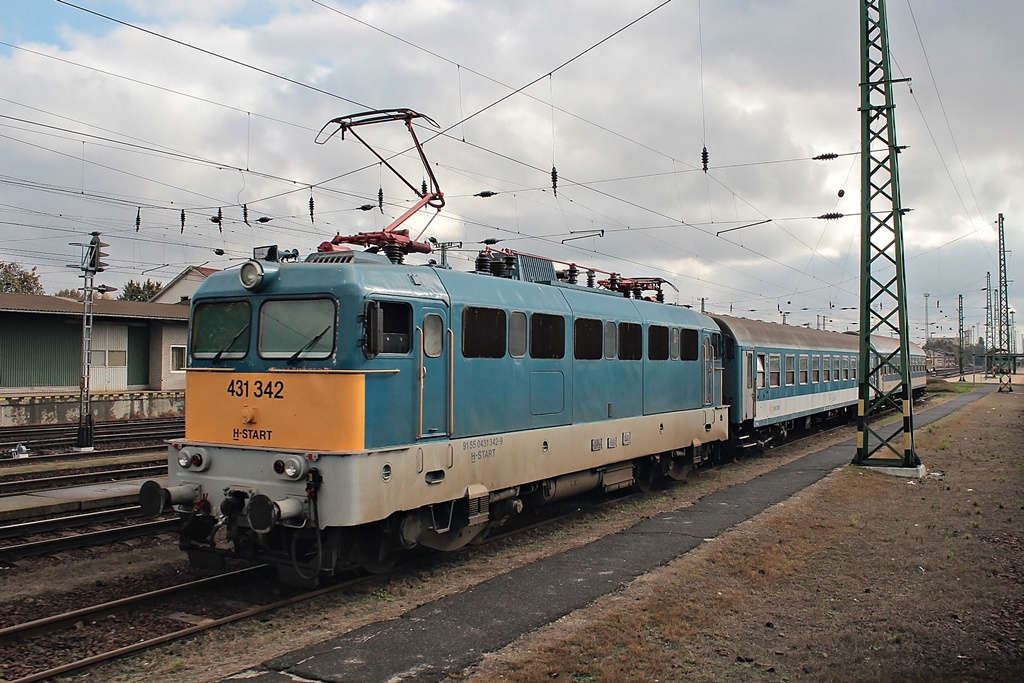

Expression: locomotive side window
xmin=463 ymin=306 xmax=506 ymax=358
xmin=785 ymin=354 xmax=795 ymax=386
xmin=670 ymin=328 xmax=680 ymax=360
xmin=648 ymin=325 xmax=669 ymax=360
xmin=799 ymin=354 xmax=809 ymax=384
xmin=531 ymin=313 xmax=565 ymax=359
xmin=574 ymin=318 xmax=603 ymax=360
xmin=423 ymin=313 xmax=444 ymax=358
xmin=259 ymin=298 xmax=336 ymax=360
xmin=618 ymin=322 xmax=642 ymax=360
xmin=680 ymin=328 xmax=699 ymax=361
xmin=192 ymin=301 xmax=251 ymax=360
xmin=366 ymin=301 xmax=412 ymax=355
xmin=812 ymin=355 xmax=820 ymax=383
xmin=603 ymin=321 xmax=617 ymax=359
xmin=768 ymin=354 xmax=781 ymax=387
xmin=509 ymin=311 xmax=527 ymax=359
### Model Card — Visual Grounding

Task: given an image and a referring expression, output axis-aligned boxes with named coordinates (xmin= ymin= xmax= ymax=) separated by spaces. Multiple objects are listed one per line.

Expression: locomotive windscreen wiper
xmin=287 ymin=326 xmax=331 ymax=365
xmin=212 ymin=322 xmax=250 ymax=364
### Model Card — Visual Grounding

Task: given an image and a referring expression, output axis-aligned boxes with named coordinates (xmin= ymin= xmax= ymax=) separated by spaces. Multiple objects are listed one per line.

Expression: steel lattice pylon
xmin=854 ymin=0 xmax=920 ymax=468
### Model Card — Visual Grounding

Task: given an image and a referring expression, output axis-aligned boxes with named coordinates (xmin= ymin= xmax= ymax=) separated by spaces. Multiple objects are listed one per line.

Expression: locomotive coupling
xmin=247 ymin=494 xmax=306 ymax=533
xmin=139 ymin=481 xmax=201 ymax=516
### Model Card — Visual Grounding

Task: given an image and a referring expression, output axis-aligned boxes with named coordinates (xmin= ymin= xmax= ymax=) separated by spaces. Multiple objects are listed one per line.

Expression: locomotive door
xmin=418 ymin=307 xmax=450 ymax=438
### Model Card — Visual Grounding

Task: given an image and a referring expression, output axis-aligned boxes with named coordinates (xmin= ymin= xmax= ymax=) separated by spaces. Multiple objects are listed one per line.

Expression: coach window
xmin=574 ymin=318 xmax=603 ymax=360
xmin=530 ymin=313 xmax=565 ymax=359
xmin=463 ymin=306 xmax=506 ymax=358
xmin=756 ymin=353 xmax=766 ymax=388
xmin=509 ymin=311 xmax=527 ymax=359
xmin=604 ymin=321 xmax=617 ymax=359
xmin=648 ymin=325 xmax=669 ymax=360
xmin=769 ymin=354 xmax=781 ymax=387
xmin=822 ymin=355 xmax=830 ymax=382
xmin=812 ymin=355 xmax=820 ymax=383
xmin=842 ymin=356 xmax=850 ymax=380
xmin=833 ymin=356 xmax=841 ymax=381
xmin=192 ymin=300 xmax=251 ymax=360
xmin=799 ymin=354 xmax=808 ymax=384
xmin=785 ymin=354 xmax=796 ymax=386
xmin=680 ymin=328 xmax=699 ymax=361
xmin=260 ymin=298 xmax=337 ymax=360
xmin=851 ymin=361 xmax=857 ymax=380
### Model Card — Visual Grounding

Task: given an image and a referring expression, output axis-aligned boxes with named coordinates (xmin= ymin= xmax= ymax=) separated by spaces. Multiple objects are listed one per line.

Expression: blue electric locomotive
xmin=141 ymin=246 xmax=730 ymax=584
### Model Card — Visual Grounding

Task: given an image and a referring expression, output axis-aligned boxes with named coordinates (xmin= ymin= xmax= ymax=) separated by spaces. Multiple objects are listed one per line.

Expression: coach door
xmin=418 ymin=307 xmax=450 ymax=438
xmin=744 ymin=349 xmax=757 ymax=420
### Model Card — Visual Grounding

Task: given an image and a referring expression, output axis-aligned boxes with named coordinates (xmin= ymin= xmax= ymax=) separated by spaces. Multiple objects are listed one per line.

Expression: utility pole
xmin=69 ymin=232 xmax=111 ymax=451
xmin=854 ymin=0 xmax=920 ymax=469
xmin=996 ymin=214 xmax=1013 ymax=392
xmin=985 ymin=271 xmax=994 ymax=375
xmin=958 ymin=294 xmax=965 ymax=381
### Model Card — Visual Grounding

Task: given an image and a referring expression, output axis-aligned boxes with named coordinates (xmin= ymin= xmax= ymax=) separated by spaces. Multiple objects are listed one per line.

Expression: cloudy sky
xmin=1 ymin=0 xmax=1020 ymax=344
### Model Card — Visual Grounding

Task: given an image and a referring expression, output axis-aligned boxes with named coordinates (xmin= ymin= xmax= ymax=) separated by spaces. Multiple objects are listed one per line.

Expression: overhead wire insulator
xmin=474 ymin=190 xmax=498 ymax=198
xmin=701 ymin=146 xmax=709 ymax=173
xmin=135 ymin=207 xmax=141 ymax=232
xmin=243 ymin=204 xmax=250 ymax=226
xmin=817 ymin=212 xmax=844 ymax=220
xmin=378 ymin=187 xmax=384 ymax=213
xmin=422 ymin=179 xmax=428 ymax=196
xmin=358 ymin=204 xmax=375 ymax=211
xmin=551 ymin=166 xmax=558 ymax=196
xmin=180 ymin=209 xmax=186 ymax=234
xmin=813 ymin=153 xmax=839 ymax=161
xmin=309 ymin=194 xmax=315 ymax=224
xmin=257 ymin=216 xmax=272 ymax=224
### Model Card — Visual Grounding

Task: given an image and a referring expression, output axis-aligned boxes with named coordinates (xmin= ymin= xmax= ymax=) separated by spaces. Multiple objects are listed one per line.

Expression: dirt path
xmin=462 ymin=388 xmax=1024 ymax=682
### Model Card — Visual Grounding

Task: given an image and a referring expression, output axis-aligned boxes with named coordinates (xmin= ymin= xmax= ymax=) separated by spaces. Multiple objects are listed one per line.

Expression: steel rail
xmin=0 ymin=518 xmax=179 ymax=563
xmin=0 ymin=465 xmax=167 ymax=496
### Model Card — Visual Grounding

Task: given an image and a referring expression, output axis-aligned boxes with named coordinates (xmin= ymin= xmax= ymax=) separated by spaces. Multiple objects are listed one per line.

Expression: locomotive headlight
xmin=177 ymin=452 xmax=191 ymax=468
xmin=239 ymin=260 xmax=279 ymax=291
xmin=274 ymin=456 xmax=305 ymax=480
xmin=178 ymin=447 xmax=211 ymax=471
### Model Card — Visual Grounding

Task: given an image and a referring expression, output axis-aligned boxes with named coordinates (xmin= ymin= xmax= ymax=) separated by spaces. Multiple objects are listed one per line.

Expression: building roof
xmin=0 ymin=292 xmax=190 ymax=321
xmin=149 ymin=265 xmax=221 ymax=303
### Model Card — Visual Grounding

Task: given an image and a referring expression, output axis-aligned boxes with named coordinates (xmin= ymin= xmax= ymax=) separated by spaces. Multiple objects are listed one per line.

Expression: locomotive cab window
xmin=463 ymin=306 xmax=506 ymax=358
xmin=648 ymin=325 xmax=669 ymax=360
xmin=423 ymin=313 xmax=444 ymax=359
xmin=260 ymin=298 xmax=336 ymax=360
xmin=531 ymin=313 xmax=565 ymax=359
xmin=192 ymin=300 xmax=252 ymax=360
xmin=680 ymin=328 xmax=699 ymax=361
xmin=574 ymin=318 xmax=603 ymax=360
xmin=618 ymin=322 xmax=642 ymax=360
xmin=603 ymin=321 xmax=617 ymax=359
xmin=365 ymin=301 xmax=412 ymax=356
xmin=509 ymin=311 xmax=527 ymax=359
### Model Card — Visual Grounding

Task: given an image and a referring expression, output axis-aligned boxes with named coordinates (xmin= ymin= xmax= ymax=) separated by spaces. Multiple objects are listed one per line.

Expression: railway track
xmin=0 ymin=510 xmax=179 ymax=563
xmin=0 ymin=464 xmax=167 ymax=496
xmin=0 ymin=416 xmax=184 ymax=454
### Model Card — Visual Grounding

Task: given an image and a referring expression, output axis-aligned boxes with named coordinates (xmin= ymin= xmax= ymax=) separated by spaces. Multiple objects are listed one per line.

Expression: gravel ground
xmin=4 ymin=384 xmax=1016 ymax=682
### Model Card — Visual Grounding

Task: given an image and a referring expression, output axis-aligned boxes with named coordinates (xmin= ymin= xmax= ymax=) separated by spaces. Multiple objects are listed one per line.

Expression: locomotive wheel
xmin=634 ymin=458 xmax=658 ymax=493
xmin=352 ymin=525 xmax=400 ymax=574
